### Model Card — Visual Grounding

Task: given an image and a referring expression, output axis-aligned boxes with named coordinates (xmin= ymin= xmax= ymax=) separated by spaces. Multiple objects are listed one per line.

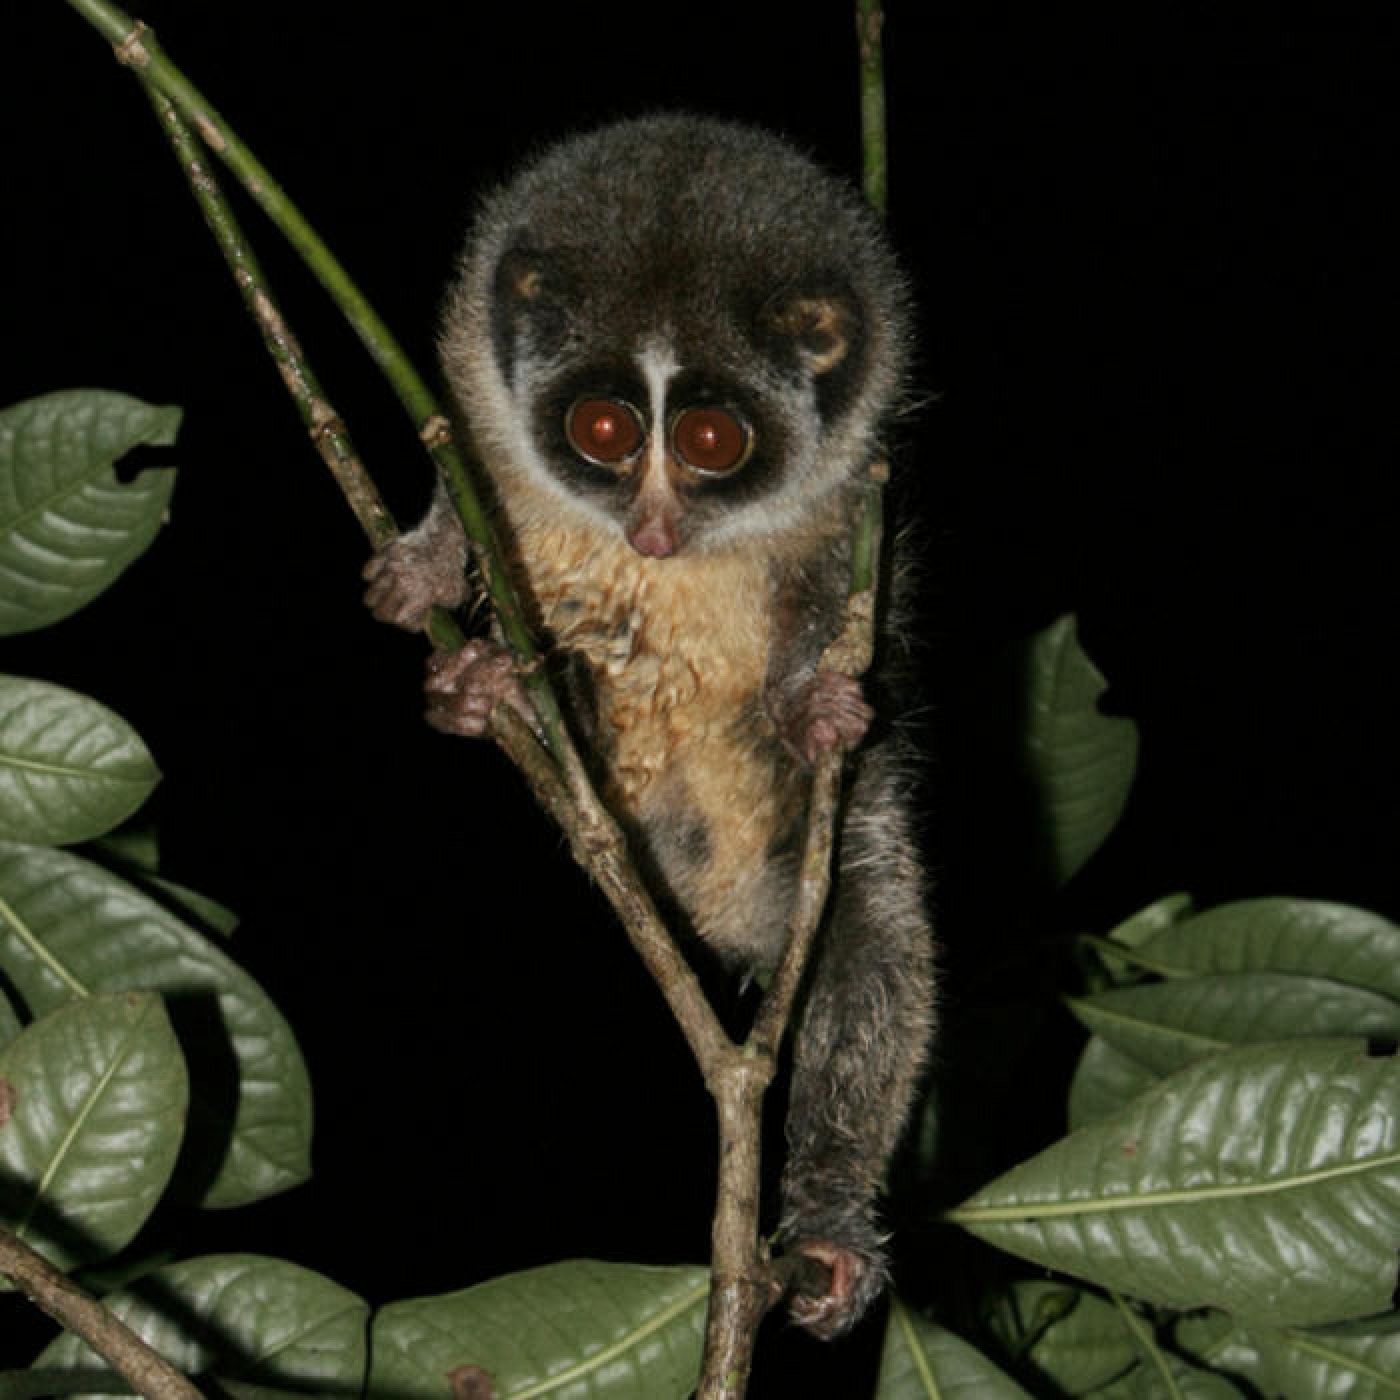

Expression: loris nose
xmin=626 ymin=457 xmax=683 ymax=557
xmin=627 ymin=516 xmax=679 ymax=558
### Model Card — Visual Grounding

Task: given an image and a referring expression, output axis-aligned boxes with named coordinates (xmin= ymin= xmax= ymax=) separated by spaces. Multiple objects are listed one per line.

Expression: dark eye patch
xmin=662 ymin=368 xmax=791 ymax=510
xmin=531 ymin=363 xmax=650 ymax=498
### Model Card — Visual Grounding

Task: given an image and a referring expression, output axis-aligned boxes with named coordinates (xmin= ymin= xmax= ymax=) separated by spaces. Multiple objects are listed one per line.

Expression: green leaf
xmin=1138 ymin=898 xmax=1400 ymax=1002
xmin=1240 ymin=1313 xmax=1400 ymax=1398
xmin=0 ymin=986 xmax=19 ymax=1050
xmin=984 ymin=1281 xmax=1137 ymax=1394
xmin=369 ymin=1261 xmax=708 ymax=1399
xmin=1170 ymin=1310 xmax=1398 ymax=1398
xmin=947 ymin=1039 xmax=1400 ymax=1327
xmin=1107 ymin=894 xmax=1196 ymax=950
xmin=0 ymin=676 xmax=160 ymax=845
xmin=86 ymin=828 xmax=240 ymax=939
xmin=139 ymin=876 xmax=239 ymax=939
xmin=1172 ymin=1310 xmax=1264 ymax=1383
xmin=0 ymin=992 xmax=186 ymax=1273
xmin=35 ymin=1254 xmax=368 ymax=1394
xmin=0 ymin=1366 xmax=133 ymax=1398
xmin=1067 ymin=1035 xmax=1163 ymax=1129
xmin=202 ymin=1386 xmax=325 ymax=1400
xmin=1105 ymin=1292 xmax=1250 ymax=1399
xmin=89 ymin=822 xmax=161 ymax=873
xmin=1085 ymin=894 xmax=1197 ymax=985
xmin=1088 ymin=1354 xmax=1249 ymax=1399
xmin=875 ymin=1297 xmax=1034 ymax=1398
xmin=1068 ymin=972 xmax=1400 ymax=1077
xmin=0 ymin=841 xmax=311 ymax=1207
xmin=0 ymin=390 xmax=178 ymax=636
xmin=1021 ymin=615 xmax=1138 ymax=886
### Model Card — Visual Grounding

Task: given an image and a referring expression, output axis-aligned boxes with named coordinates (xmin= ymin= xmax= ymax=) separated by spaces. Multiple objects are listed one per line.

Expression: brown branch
xmin=0 ymin=1228 xmax=202 ymax=1400
xmin=695 ymin=519 xmax=882 ymax=1394
xmin=697 ymin=1057 xmax=778 ymax=1400
xmin=750 ymin=750 xmax=845 ymax=1059
xmin=553 ymin=769 xmax=731 ymax=1073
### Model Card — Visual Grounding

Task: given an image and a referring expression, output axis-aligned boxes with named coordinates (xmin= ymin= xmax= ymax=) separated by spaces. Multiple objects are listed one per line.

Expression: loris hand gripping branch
xmin=365 ymin=114 xmax=935 ymax=1340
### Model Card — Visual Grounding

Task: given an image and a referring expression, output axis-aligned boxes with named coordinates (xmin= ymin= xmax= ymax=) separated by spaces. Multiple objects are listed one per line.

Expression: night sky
xmin=4 ymin=7 xmax=1396 ymax=1390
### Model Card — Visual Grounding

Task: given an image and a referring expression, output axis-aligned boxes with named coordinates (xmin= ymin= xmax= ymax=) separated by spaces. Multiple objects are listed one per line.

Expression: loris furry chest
xmin=513 ymin=511 xmax=806 ymax=965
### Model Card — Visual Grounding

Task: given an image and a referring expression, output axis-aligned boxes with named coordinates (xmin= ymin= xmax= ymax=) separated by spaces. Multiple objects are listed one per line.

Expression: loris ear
xmin=492 ymin=244 xmax=572 ymax=355
xmin=495 ymin=246 xmax=549 ymax=305
xmin=762 ymin=285 xmax=863 ymax=377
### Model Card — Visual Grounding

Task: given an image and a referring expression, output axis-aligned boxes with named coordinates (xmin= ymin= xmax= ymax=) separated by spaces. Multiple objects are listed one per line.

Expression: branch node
xmin=819 ymin=587 xmax=877 ymax=679
xmin=192 ymin=111 xmax=226 ymax=152
xmin=420 ymin=412 xmax=453 ymax=448
xmin=112 ymin=20 xmax=151 ymax=69
xmin=309 ymin=402 xmax=348 ymax=442
xmin=857 ymin=3 xmax=883 ymax=51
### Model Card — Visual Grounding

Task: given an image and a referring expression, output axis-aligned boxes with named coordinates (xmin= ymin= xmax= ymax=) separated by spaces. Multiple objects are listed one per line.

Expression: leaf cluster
xmin=0 ymin=390 xmax=713 ymax=1398
xmin=879 ymin=624 xmax=1400 ymax=1398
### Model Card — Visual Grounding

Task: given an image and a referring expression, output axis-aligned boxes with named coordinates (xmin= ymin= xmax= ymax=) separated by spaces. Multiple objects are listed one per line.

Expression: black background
xmin=3 ymin=6 xmax=1396 ymax=1392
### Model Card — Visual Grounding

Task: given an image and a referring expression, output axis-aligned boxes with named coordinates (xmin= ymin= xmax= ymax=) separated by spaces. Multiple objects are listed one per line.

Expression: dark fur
xmin=370 ymin=115 xmax=935 ymax=1337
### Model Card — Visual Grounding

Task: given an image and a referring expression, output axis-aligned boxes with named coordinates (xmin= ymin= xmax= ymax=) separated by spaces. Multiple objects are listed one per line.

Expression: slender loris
xmin=365 ymin=113 xmax=935 ymax=1338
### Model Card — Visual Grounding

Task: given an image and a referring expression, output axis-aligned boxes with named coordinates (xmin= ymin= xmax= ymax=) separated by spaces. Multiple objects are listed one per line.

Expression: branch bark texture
xmin=0 ymin=1228 xmax=202 ymax=1400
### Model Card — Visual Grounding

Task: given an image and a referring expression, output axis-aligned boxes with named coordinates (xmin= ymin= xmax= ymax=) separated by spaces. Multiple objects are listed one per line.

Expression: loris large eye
xmin=671 ymin=406 xmax=752 ymax=475
xmin=566 ymin=397 xmax=644 ymax=467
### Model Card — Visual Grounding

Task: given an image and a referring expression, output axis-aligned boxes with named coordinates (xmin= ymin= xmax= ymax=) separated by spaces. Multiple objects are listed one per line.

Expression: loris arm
xmin=363 ymin=488 xmax=536 ymax=739
xmin=763 ymin=556 xmax=874 ymax=764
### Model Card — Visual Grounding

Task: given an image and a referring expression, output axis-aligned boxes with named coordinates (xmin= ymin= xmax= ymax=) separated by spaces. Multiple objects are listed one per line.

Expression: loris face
xmin=439 ymin=116 xmax=910 ymax=559
xmin=492 ymin=247 xmax=863 ymax=557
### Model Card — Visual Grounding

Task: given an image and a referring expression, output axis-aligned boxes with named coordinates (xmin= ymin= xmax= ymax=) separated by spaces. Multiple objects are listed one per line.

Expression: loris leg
xmin=778 ymin=743 xmax=935 ymax=1338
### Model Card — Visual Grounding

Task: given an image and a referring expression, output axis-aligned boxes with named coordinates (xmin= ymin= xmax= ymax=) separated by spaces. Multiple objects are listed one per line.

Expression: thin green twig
xmin=142 ymin=85 xmax=396 ymax=549
xmin=139 ymin=81 xmax=473 ymax=670
xmin=61 ymin=0 xmax=573 ymax=760
xmin=852 ymin=0 xmax=890 ymax=594
xmin=855 ymin=0 xmax=889 ymax=218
